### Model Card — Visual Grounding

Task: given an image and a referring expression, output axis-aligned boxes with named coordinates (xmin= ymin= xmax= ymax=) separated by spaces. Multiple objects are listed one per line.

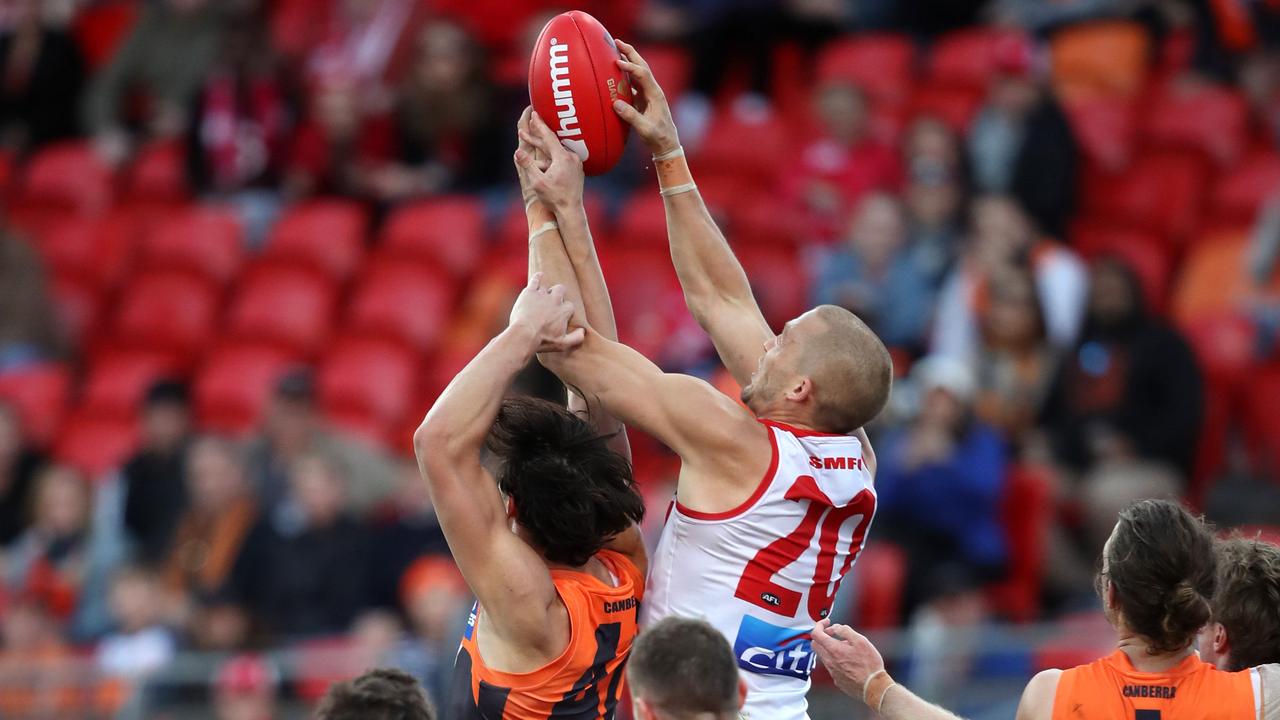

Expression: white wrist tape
xmin=528 ymin=221 xmax=559 ymax=242
xmin=659 ymin=182 xmax=697 ymax=197
xmin=652 ymin=145 xmax=685 ymax=161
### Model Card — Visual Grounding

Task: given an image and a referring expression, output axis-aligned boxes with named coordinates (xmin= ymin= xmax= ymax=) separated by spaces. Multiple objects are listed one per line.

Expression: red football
xmin=529 ymin=11 xmax=632 ymax=176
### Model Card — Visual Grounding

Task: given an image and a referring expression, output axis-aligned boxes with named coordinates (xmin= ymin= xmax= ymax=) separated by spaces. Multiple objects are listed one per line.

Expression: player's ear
xmin=1212 ymin=622 xmax=1228 ymax=655
xmin=784 ymin=376 xmax=812 ymax=403
xmin=736 ymin=677 xmax=749 ymax=709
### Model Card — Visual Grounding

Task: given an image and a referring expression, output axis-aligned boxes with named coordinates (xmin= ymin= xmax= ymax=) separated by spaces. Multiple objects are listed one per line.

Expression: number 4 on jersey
xmin=733 ymin=475 xmax=875 ymax=621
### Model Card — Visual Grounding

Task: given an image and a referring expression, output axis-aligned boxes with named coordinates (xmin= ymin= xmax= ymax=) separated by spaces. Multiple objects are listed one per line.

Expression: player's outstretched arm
xmin=540 ymin=328 xmax=772 ymax=506
xmin=611 ymin=39 xmax=773 ymax=387
xmin=412 ymin=274 xmax=583 ymax=651
xmin=812 ymin=620 xmax=968 ymax=720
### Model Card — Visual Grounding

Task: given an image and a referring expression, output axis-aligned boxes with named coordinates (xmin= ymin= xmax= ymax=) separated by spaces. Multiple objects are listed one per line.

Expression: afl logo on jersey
xmin=732 ymin=616 xmax=816 ymax=680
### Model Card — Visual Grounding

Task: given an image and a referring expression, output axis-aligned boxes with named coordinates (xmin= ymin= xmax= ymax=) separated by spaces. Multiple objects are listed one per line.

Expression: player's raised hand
xmin=513 ymin=106 xmax=551 ymax=205
xmin=515 ymin=109 xmax=585 ymax=212
xmin=510 ymin=272 xmax=584 ymax=353
xmin=612 ymin=38 xmax=679 ymax=156
xmin=811 ymin=619 xmax=886 ymax=701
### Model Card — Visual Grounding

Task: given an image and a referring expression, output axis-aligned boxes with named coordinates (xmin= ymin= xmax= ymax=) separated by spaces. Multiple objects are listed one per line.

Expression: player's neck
xmin=759 ymin=408 xmax=818 ymax=432
xmin=1115 ymin=634 xmax=1195 ymax=673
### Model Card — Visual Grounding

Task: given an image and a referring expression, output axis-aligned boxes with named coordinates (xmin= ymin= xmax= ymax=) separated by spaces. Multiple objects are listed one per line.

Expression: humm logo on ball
xmin=548 ymin=37 xmax=590 ymax=161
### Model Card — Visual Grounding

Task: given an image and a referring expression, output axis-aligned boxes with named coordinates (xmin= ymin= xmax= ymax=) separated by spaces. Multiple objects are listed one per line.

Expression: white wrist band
xmin=652 ymin=145 xmax=685 ymax=161
xmin=659 ymin=182 xmax=697 ymax=197
xmin=528 ymin=221 xmax=558 ymax=242
xmin=524 ymin=196 xmax=538 ymax=211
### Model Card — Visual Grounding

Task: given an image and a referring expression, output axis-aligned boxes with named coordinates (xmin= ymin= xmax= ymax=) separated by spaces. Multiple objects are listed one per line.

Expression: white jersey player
xmin=515 ymin=41 xmax=895 ymax=719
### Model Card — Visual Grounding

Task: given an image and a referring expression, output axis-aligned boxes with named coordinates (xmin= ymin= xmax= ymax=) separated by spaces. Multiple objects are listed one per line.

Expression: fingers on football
xmin=611 ymin=98 xmax=645 ymax=128
xmin=528 ymin=111 xmax=572 ymax=159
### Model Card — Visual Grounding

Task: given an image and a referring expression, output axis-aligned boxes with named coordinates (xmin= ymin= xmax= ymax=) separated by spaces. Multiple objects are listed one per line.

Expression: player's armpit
xmin=540 ymin=328 xmax=769 ymax=484
xmin=1016 ymin=669 xmax=1062 ymax=720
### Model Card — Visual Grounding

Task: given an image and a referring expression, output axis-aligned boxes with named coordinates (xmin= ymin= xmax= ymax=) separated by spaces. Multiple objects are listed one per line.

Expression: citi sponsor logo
xmin=603 ymin=597 xmax=638 ymax=614
xmin=547 ymin=38 xmax=589 ymax=161
xmin=808 ymin=455 xmax=865 ymax=471
xmin=732 ymin=616 xmax=816 ymax=680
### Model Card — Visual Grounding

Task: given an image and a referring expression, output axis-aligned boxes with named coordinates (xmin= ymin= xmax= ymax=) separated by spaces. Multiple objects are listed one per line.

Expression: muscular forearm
xmin=661 ymin=176 xmax=756 ymax=323
xmin=554 ymin=204 xmax=619 ymax=343
xmin=875 ymin=685 xmax=967 ymax=720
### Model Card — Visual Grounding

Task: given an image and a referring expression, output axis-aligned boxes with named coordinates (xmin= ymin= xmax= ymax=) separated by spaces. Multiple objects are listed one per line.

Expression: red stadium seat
xmin=1070 ymin=221 xmax=1171 ymax=312
xmin=987 ymin=465 xmax=1052 ymax=622
xmin=81 ymin=350 xmax=179 ymax=421
xmin=194 ymin=343 xmax=299 ymax=434
xmin=345 ymin=260 xmax=457 ymax=354
xmin=736 ymin=245 xmax=807 ymax=328
xmin=815 ymin=34 xmax=915 ymax=109
xmin=638 ymin=44 xmax=692 ymax=100
xmin=262 ymin=199 xmax=367 ymax=282
xmin=139 ymin=207 xmax=243 ymax=285
xmin=1179 ymin=311 xmax=1255 ymax=385
xmin=0 ymin=362 xmax=72 ymax=448
xmin=0 ymin=148 xmax=14 ymax=200
xmin=124 ymin=140 xmax=189 ymax=205
xmin=72 ymin=0 xmax=139 ymax=70
xmin=599 ymin=247 xmax=690 ymax=361
xmin=52 ymin=412 xmax=139 ymax=479
xmin=1081 ymin=152 xmax=1206 ymax=244
xmin=1239 ymin=525 xmax=1280 ymax=546
xmin=850 ymin=543 xmax=906 ymax=629
xmin=728 ymin=192 xmax=802 ymax=248
xmin=318 ymin=338 xmax=420 ymax=441
xmin=905 ymin=83 xmax=984 ymax=133
xmin=113 ymin=270 xmax=221 ymax=361
xmin=615 ymin=192 xmax=669 ymax=249
xmin=1209 ymin=152 xmax=1280 ymax=228
xmin=1244 ymin=367 xmax=1280 ymax=478
xmin=926 ymin=28 xmax=1022 ymax=90
xmin=48 ymin=273 xmax=103 ymax=349
xmin=18 ymin=141 xmax=113 ymax=216
xmin=691 ymin=112 xmax=792 ymax=188
xmin=224 ymin=264 xmax=336 ymax=357
xmin=380 ymin=196 xmax=486 ymax=279
xmin=1143 ymin=83 xmax=1248 ymax=166
xmin=1063 ymin=97 xmax=1138 ymax=169
xmin=33 ymin=210 xmax=141 ymax=290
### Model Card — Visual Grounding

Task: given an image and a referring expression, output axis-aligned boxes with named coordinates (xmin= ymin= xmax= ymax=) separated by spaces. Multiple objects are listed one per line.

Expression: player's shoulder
xmin=1016 ymin=669 xmax=1063 ymax=720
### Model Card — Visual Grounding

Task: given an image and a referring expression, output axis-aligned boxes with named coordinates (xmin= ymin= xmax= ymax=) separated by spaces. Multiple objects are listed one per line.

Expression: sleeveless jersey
xmin=641 ymin=420 xmax=877 ymax=720
xmin=450 ymin=550 xmax=644 ymax=720
xmin=1053 ymin=650 xmax=1261 ymax=720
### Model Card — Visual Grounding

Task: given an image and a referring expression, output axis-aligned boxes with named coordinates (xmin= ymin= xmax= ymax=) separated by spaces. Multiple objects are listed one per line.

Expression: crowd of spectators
xmin=0 ymin=0 xmax=1278 ymax=715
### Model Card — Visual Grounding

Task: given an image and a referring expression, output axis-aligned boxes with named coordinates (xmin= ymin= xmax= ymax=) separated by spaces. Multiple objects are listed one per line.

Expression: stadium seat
xmin=1179 ymin=311 xmax=1256 ymax=385
xmin=615 ymin=192 xmax=670 ymax=249
xmin=926 ymin=27 xmax=1021 ymax=90
xmin=1070 ymin=221 xmax=1171 ymax=312
xmin=1171 ymin=231 xmax=1249 ymax=323
xmin=850 ymin=543 xmax=906 ymax=629
xmin=33 ymin=211 xmax=141 ymax=290
xmin=0 ymin=362 xmax=72 ymax=448
xmin=815 ymin=34 xmax=916 ymax=109
xmin=599 ymin=247 xmax=690 ymax=361
xmin=52 ymin=412 xmax=139 ymax=479
xmin=906 ymin=83 xmax=984 ymax=133
xmin=1050 ymin=21 xmax=1150 ymax=101
xmin=124 ymin=140 xmax=189 ymax=205
xmin=692 ymin=112 xmax=792 ymax=187
xmin=0 ymin=148 xmax=14 ymax=199
xmin=379 ymin=196 xmax=486 ymax=279
xmin=80 ymin=349 xmax=179 ymax=421
xmin=988 ymin=465 xmax=1052 ymax=622
xmin=138 ymin=207 xmax=243 ymax=285
xmin=728 ymin=192 xmax=802 ymax=248
xmin=17 ymin=141 xmax=113 ymax=216
xmin=736 ymin=245 xmax=807 ymax=328
xmin=262 ymin=199 xmax=367 ymax=282
xmin=318 ymin=338 xmax=420 ymax=442
xmin=112 ymin=270 xmax=221 ymax=362
xmin=638 ymin=44 xmax=692 ymax=101
xmin=194 ymin=343 xmax=299 ymax=434
xmin=1143 ymin=83 xmax=1248 ymax=166
xmin=1243 ymin=367 xmax=1280 ymax=478
xmin=1063 ymin=97 xmax=1138 ymax=169
xmin=344 ymin=260 xmax=457 ymax=354
xmin=1209 ymin=152 xmax=1280 ymax=228
xmin=1081 ymin=152 xmax=1206 ymax=244
xmin=72 ymin=0 xmax=139 ymax=69
xmin=223 ymin=264 xmax=336 ymax=357
xmin=48 ymin=273 xmax=103 ymax=350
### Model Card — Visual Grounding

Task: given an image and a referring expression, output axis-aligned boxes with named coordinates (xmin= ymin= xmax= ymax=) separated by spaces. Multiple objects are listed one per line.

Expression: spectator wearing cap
xmin=122 ymin=380 xmax=192 ymax=565
xmin=874 ymin=356 xmax=1009 ymax=616
xmin=966 ymin=34 xmax=1078 ymax=240
xmin=229 ymin=452 xmax=372 ymax=639
xmin=244 ymin=370 xmax=396 ymax=520
xmin=162 ymin=436 xmax=258 ymax=612
xmin=389 ymin=556 xmax=468 ymax=708
xmin=213 ymin=654 xmax=279 ymax=720
xmin=0 ymin=400 xmax=44 ymax=546
xmin=809 ymin=192 xmax=935 ymax=350
xmin=781 ymin=80 xmax=902 ymax=244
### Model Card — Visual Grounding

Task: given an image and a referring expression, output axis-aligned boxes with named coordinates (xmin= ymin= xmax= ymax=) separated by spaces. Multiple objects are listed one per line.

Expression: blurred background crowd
xmin=0 ymin=0 xmax=1279 ymax=717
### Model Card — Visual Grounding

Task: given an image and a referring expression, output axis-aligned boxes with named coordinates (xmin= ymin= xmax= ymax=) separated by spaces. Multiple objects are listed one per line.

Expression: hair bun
xmin=1162 ymin=581 xmax=1211 ymax=637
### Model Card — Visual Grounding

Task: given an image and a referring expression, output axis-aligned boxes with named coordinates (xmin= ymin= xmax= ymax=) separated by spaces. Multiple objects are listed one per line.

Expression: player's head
xmin=486 ymin=396 xmax=644 ymax=567
xmin=1097 ymin=499 xmax=1217 ymax=655
xmin=628 ymin=617 xmax=747 ymax=720
xmin=1198 ymin=535 xmax=1280 ymax=671
xmin=740 ymin=305 xmax=893 ymax=434
xmin=314 ymin=668 xmax=434 ymax=720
